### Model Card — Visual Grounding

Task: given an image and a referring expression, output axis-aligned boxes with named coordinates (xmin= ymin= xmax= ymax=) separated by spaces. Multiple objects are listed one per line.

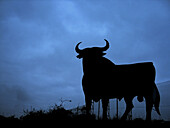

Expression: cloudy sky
xmin=0 ymin=0 xmax=170 ymax=116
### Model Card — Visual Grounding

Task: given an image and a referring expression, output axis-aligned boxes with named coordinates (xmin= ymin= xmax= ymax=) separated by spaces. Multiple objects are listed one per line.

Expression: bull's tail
xmin=153 ymin=83 xmax=161 ymax=115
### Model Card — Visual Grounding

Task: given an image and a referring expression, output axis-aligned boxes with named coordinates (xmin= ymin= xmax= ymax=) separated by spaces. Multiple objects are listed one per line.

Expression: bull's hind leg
xmin=145 ymin=96 xmax=153 ymax=121
xmin=121 ymin=97 xmax=134 ymax=120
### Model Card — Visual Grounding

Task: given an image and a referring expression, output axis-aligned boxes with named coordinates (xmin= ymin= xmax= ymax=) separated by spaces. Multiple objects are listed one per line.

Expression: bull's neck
xmin=82 ymin=58 xmax=100 ymax=74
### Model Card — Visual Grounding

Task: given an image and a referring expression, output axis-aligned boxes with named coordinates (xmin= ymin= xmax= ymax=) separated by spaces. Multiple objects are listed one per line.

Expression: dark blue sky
xmin=0 ymin=0 xmax=170 ymax=116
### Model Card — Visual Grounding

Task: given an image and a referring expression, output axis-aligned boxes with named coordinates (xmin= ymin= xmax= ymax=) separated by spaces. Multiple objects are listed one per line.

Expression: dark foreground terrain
xmin=0 ymin=105 xmax=169 ymax=128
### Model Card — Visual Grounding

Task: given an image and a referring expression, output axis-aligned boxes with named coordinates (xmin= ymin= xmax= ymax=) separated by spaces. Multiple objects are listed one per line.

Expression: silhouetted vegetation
xmin=0 ymin=104 xmax=169 ymax=127
xmin=19 ymin=104 xmax=96 ymax=121
xmin=0 ymin=104 xmax=96 ymax=122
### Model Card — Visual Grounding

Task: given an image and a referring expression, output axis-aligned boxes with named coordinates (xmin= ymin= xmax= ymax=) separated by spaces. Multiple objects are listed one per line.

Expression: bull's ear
xmin=76 ymin=54 xmax=83 ymax=59
xmin=102 ymin=53 xmax=106 ymax=56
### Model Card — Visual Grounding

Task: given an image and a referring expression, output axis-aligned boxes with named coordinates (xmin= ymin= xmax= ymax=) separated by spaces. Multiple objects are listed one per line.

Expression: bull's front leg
xmin=102 ymin=99 xmax=109 ymax=120
xmin=121 ymin=97 xmax=134 ymax=120
xmin=85 ymin=96 xmax=92 ymax=115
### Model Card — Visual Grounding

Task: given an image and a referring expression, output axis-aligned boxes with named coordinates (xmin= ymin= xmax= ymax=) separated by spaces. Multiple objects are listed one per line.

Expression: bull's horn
xmin=75 ymin=42 xmax=82 ymax=53
xmin=100 ymin=39 xmax=109 ymax=51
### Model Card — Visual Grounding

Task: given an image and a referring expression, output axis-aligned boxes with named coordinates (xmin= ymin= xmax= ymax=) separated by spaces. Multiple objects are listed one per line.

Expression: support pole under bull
xmin=98 ymin=100 xmax=100 ymax=119
xmin=116 ymin=98 xmax=118 ymax=119
xmin=91 ymin=100 xmax=94 ymax=115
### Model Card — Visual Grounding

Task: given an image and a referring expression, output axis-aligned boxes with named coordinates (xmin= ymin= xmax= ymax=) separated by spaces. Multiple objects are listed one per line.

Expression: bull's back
xmin=113 ymin=62 xmax=156 ymax=94
xmin=114 ymin=62 xmax=156 ymax=82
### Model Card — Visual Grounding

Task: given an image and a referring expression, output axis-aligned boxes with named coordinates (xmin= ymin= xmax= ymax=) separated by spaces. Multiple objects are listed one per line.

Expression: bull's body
xmin=75 ymin=39 xmax=160 ymax=120
xmin=82 ymin=58 xmax=155 ymax=102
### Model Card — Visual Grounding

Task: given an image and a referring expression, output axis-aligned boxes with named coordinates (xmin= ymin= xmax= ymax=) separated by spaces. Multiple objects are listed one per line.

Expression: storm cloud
xmin=0 ymin=0 xmax=170 ymax=116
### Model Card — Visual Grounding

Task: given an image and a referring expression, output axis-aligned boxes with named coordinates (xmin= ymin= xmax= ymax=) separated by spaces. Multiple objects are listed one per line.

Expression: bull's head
xmin=75 ymin=39 xmax=109 ymax=59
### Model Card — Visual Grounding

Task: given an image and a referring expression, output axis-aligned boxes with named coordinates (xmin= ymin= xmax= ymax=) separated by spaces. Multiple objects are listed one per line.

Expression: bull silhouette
xmin=75 ymin=39 xmax=160 ymax=120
